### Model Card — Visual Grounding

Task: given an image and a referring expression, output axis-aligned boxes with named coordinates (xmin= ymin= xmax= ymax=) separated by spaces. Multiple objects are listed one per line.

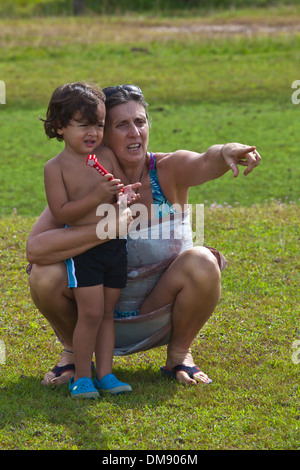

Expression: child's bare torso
xmin=57 ymin=152 xmax=115 ymax=226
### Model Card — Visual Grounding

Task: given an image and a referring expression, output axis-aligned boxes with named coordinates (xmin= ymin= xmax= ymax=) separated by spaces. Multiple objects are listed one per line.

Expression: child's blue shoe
xmin=94 ymin=373 xmax=132 ymax=395
xmin=69 ymin=377 xmax=100 ymax=399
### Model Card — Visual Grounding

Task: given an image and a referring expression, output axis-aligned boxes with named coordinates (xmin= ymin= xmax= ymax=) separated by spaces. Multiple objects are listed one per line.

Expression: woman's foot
xmin=42 ymin=349 xmax=74 ymax=386
xmin=164 ymin=347 xmax=211 ymax=385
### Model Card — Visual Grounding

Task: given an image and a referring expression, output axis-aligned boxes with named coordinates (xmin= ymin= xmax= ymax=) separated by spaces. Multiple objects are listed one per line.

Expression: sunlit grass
xmin=0 ymin=204 xmax=299 ymax=450
xmin=0 ymin=7 xmax=299 ymax=450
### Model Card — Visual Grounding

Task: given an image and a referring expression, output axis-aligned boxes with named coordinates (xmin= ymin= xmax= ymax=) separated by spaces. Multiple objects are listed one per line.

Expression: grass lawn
xmin=0 ymin=204 xmax=299 ymax=450
xmin=1 ymin=9 xmax=300 ymax=214
xmin=0 ymin=6 xmax=299 ymax=450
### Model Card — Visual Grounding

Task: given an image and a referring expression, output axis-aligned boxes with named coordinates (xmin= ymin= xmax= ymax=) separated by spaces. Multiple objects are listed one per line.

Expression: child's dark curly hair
xmin=41 ymin=82 xmax=105 ymax=142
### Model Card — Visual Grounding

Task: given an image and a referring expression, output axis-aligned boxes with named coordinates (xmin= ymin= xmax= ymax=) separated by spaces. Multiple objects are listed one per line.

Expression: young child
xmin=42 ymin=82 xmax=140 ymax=398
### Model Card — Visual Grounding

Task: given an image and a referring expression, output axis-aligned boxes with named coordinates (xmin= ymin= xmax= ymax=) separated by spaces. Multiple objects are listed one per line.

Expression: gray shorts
xmin=114 ymin=303 xmax=173 ymax=356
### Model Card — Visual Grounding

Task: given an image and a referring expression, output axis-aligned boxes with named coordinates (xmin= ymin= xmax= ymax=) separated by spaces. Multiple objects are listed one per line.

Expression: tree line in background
xmin=73 ymin=0 xmax=300 ymax=15
xmin=1 ymin=0 xmax=300 ymax=18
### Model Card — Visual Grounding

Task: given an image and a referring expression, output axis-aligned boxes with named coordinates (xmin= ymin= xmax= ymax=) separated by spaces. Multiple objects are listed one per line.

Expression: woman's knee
xmin=28 ymin=263 xmax=68 ymax=296
xmin=180 ymin=247 xmax=221 ymax=284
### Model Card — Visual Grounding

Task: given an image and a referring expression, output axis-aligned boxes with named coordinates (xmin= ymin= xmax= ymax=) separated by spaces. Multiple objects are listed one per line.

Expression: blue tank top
xmin=149 ymin=153 xmax=176 ymax=218
xmin=114 ymin=153 xmax=180 ymax=318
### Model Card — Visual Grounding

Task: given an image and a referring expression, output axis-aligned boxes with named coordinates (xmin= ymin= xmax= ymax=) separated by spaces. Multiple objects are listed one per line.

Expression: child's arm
xmin=44 ymin=159 xmax=122 ymax=225
xmin=87 ymin=155 xmax=142 ymax=205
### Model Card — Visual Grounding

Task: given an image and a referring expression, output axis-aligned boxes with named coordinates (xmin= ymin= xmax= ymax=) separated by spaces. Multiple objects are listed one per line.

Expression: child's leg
xmin=73 ymin=285 xmax=104 ymax=381
xmin=95 ymin=287 xmax=121 ymax=380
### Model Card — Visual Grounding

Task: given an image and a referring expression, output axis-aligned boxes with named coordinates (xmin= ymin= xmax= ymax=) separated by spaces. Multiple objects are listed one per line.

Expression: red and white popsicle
xmin=86 ymin=154 xmax=112 ymax=177
xmin=86 ymin=154 xmax=124 ymax=192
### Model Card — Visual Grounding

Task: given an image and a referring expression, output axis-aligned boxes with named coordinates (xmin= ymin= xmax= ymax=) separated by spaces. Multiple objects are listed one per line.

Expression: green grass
xmin=0 ymin=204 xmax=299 ymax=450
xmin=1 ymin=100 xmax=299 ymax=216
xmin=1 ymin=21 xmax=299 ymax=108
xmin=0 ymin=16 xmax=299 ymax=214
xmin=0 ymin=8 xmax=299 ymax=450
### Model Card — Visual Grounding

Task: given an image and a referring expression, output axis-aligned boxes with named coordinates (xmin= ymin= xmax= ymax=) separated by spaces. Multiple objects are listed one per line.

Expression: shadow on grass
xmin=0 ymin=375 xmax=107 ymax=447
xmin=100 ymin=365 xmax=178 ymax=405
xmin=0 ymin=366 xmax=177 ymax=430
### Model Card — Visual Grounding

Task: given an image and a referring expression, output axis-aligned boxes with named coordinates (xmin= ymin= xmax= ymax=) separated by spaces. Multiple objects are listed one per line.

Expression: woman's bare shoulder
xmin=95 ymin=145 xmax=116 ymax=172
xmin=154 ymin=150 xmax=192 ymax=169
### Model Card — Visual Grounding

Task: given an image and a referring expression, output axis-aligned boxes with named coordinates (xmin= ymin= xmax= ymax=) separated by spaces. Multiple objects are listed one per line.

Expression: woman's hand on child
xmin=120 ymin=183 xmax=142 ymax=205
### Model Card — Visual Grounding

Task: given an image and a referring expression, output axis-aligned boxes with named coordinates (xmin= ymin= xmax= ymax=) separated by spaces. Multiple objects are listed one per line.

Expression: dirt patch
xmin=150 ymin=22 xmax=300 ymax=36
xmin=1 ymin=16 xmax=300 ymax=48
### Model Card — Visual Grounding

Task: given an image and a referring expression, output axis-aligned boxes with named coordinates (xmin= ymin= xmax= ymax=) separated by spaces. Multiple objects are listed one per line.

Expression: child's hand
xmin=95 ymin=173 xmax=124 ymax=201
xmin=118 ymin=182 xmax=142 ymax=205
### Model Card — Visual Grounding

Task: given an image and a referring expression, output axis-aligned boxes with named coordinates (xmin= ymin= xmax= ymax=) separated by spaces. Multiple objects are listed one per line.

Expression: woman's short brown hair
xmin=103 ymin=84 xmax=149 ymax=125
